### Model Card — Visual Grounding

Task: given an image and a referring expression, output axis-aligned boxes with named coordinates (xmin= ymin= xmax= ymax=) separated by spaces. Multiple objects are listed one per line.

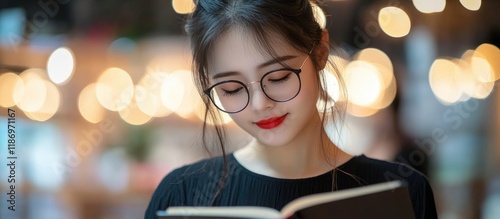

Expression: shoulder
xmin=144 ymin=155 xmax=226 ymax=219
xmin=345 ymin=155 xmax=433 ymax=199
xmin=344 ymin=155 xmax=429 ymax=184
xmin=342 ymin=155 xmax=438 ymax=219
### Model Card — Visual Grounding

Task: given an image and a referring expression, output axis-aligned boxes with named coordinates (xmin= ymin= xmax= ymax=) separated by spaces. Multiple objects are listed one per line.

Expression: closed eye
xmin=221 ymin=87 xmax=244 ymax=96
xmin=267 ymin=71 xmax=292 ymax=83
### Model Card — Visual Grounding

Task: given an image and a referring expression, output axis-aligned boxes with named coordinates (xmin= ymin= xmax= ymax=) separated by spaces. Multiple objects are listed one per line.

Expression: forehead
xmin=208 ymin=27 xmax=299 ymax=75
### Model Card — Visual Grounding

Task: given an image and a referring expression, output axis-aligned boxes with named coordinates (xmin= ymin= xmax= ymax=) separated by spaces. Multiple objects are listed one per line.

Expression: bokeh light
xmin=25 ymin=80 xmax=61 ymax=122
xmin=475 ymin=43 xmax=500 ymax=81
xmin=354 ymin=48 xmax=396 ymax=110
xmin=160 ymin=72 xmax=185 ymax=112
xmin=354 ymin=48 xmax=394 ymax=90
xmin=458 ymin=63 xmax=494 ymax=101
xmin=429 ymin=59 xmax=465 ymax=104
xmin=47 ymin=47 xmax=75 ymax=85
xmin=170 ymin=70 xmax=201 ymax=119
xmin=96 ymin=67 xmax=134 ymax=111
xmin=371 ymin=75 xmax=397 ymax=110
xmin=172 ymin=0 xmax=195 ymax=14
xmin=17 ymin=69 xmax=48 ymax=113
xmin=460 ymin=0 xmax=481 ymax=11
xmin=78 ymin=83 xmax=106 ymax=123
xmin=459 ymin=51 xmax=495 ymax=100
xmin=378 ymin=7 xmax=411 ymax=38
xmin=455 ymin=55 xmax=478 ymax=101
xmin=119 ymin=86 xmax=153 ymax=125
xmin=412 ymin=0 xmax=446 ymax=13
xmin=340 ymin=48 xmax=397 ymax=117
xmin=0 ymin=72 xmax=24 ymax=107
xmin=135 ymin=85 xmax=162 ymax=117
xmin=136 ymin=71 xmax=173 ymax=117
xmin=355 ymin=48 xmax=393 ymax=74
xmin=344 ymin=60 xmax=383 ymax=107
xmin=470 ymin=53 xmax=494 ymax=83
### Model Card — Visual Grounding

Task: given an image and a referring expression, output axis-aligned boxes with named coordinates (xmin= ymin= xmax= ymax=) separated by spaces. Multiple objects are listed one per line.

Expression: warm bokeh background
xmin=0 ymin=0 xmax=499 ymax=218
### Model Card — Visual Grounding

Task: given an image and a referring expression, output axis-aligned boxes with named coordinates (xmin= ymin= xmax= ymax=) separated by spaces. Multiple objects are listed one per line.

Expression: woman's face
xmin=208 ymin=28 xmax=320 ymax=147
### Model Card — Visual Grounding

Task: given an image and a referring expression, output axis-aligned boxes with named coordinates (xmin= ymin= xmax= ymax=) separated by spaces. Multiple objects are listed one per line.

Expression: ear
xmin=315 ymin=30 xmax=330 ymax=70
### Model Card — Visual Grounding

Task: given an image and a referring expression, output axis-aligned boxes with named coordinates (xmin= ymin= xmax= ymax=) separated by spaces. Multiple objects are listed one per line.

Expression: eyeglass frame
xmin=203 ymin=50 xmax=312 ymax=114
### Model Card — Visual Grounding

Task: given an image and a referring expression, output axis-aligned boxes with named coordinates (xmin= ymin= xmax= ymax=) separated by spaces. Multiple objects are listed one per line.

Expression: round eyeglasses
xmin=204 ymin=55 xmax=310 ymax=113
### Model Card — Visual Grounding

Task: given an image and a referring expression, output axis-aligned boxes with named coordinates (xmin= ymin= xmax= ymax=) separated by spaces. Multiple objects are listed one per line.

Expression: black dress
xmin=145 ymin=153 xmax=438 ymax=219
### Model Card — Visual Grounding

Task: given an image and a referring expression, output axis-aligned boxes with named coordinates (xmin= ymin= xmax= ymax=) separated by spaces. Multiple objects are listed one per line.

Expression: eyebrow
xmin=212 ymin=55 xmax=298 ymax=80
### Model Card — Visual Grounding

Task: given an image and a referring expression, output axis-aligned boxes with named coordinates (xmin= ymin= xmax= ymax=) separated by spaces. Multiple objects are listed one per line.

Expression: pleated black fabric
xmin=145 ymin=154 xmax=437 ymax=219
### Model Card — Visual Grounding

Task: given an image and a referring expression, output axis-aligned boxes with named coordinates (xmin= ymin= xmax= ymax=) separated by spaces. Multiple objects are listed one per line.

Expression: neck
xmin=235 ymin=113 xmax=352 ymax=179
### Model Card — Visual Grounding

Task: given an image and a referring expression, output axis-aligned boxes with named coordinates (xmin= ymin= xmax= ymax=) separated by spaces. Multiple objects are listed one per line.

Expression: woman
xmin=146 ymin=0 xmax=437 ymax=218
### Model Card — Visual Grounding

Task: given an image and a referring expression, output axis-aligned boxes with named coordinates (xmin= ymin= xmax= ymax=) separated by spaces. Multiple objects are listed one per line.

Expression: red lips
xmin=255 ymin=114 xmax=288 ymax=129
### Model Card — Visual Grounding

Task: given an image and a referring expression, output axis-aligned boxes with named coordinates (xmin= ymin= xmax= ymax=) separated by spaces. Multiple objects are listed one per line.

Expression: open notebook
xmin=156 ymin=180 xmax=415 ymax=219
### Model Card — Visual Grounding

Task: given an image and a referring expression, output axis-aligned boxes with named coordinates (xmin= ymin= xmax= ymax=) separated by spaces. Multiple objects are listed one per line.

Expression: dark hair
xmin=185 ymin=0 xmax=346 ymax=205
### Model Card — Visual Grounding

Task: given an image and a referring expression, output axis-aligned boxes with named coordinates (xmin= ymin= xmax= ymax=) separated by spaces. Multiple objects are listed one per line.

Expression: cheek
xmin=228 ymin=111 xmax=249 ymax=128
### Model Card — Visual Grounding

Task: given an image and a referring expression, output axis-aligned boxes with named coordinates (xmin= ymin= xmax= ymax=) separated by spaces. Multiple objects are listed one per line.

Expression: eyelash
xmin=222 ymin=87 xmax=244 ymax=96
xmin=267 ymin=72 xmax=291 ymax=84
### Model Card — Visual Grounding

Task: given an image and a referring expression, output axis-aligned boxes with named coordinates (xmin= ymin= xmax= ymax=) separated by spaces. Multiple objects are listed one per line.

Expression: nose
xmin=248 ymin=83 xmax=274 ymax=111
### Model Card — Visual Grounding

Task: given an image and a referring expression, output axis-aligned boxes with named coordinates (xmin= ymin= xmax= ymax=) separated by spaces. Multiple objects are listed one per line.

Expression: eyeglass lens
xmin=209 ymin=69 xmax=300 ymax=113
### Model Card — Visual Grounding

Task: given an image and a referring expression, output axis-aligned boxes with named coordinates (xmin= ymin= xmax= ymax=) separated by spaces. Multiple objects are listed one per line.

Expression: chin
xmin=252 ymin=126 xmax=295 ymax=147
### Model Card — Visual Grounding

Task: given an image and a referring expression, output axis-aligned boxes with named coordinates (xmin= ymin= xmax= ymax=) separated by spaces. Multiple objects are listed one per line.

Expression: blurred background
xmin=0 ymin=0 xmax=499 ymax=218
